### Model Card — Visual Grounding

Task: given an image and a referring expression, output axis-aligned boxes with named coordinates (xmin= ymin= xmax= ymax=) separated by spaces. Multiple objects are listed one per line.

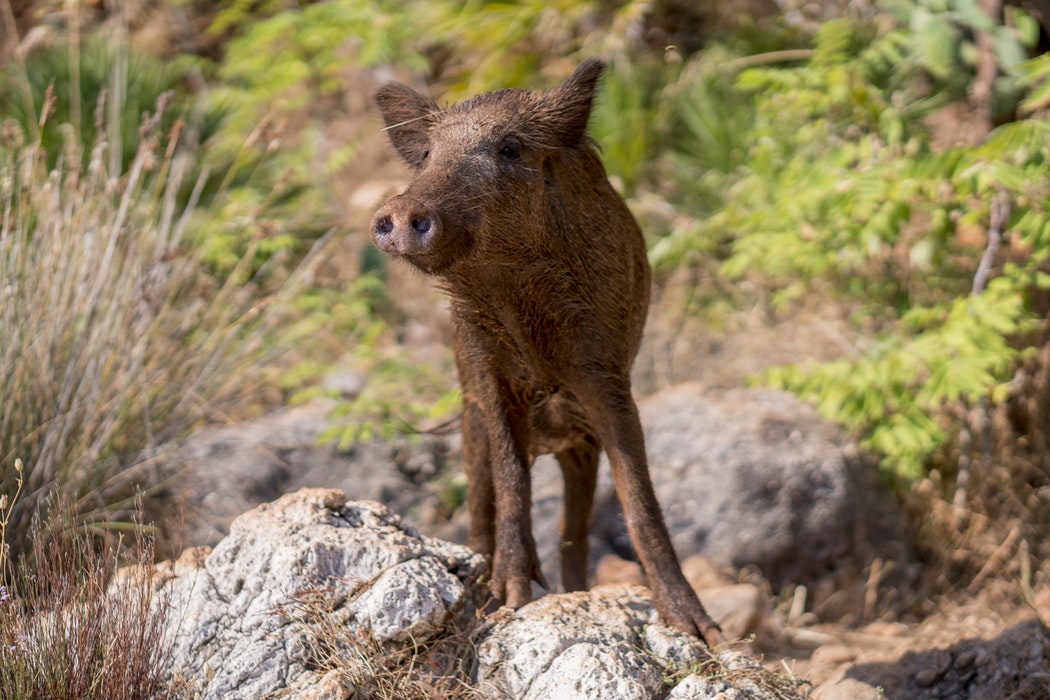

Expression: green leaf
xmin=913 ymin=20 xmax=959 ymax=80
xmin=953 ymin=0 xmax=996 ymax=32
xmin=993 ymin=25 xmax=1028 ymax=72
xmin=1007 ymin=6 xmax=1041 ymax=48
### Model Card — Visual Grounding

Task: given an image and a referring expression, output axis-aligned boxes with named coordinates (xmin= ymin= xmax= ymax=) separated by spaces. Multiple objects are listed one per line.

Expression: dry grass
xmin=272 ymin=586 xmax=484 ymax=700
xmin=0 ymin=493 xmax=176 ymax=700
xmin=661 ymin=647 xmax=813 ymax=700
xmin=272 ymin=586 xmax=814 ymax=700
xmin=0 ymin=30 xmax=332 ymax=695
xmin=0 ymin=74 xmax=327 ymax=558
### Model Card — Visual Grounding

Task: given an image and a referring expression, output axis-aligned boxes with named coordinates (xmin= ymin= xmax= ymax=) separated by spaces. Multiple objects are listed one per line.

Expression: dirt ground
xmin=767 ymin=587 xmax=1050 ymax=698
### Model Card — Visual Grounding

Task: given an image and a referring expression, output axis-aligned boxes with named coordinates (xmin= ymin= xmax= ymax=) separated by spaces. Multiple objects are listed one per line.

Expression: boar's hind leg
xmin=557 ymin=439 xmax=600 ymax=592
xmin=578 ymin=378 xmax=724 ymax=647
xmin=463 ymin=399 xmax=495 ymax=559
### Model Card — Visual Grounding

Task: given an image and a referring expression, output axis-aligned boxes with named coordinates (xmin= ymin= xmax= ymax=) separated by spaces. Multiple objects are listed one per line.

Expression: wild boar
xmin=371 ymin=59 xmax=721 ymax=645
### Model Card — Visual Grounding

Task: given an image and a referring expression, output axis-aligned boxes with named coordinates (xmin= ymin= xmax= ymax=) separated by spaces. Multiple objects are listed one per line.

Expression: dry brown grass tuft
xmin=661 ymin=646 xmax=812 ymax=700
xmin=0 ymin=73 xmax=329 ymax=558
xmin=0 ymin=495 xmax=179 ymax=700
xmin=272 ymin=586 xmax=484 ymax=700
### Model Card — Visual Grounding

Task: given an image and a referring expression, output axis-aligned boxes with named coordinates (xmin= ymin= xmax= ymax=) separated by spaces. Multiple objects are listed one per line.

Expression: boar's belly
xmin=526 ymin=387 xmax=595 ymax=456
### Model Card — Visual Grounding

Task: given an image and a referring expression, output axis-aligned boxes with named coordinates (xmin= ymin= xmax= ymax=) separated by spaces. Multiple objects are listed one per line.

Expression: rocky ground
xmin=151 ymin=488 xmax=805 ymax=699
xmin=162 ymin=376 xmax=1050 ymax=699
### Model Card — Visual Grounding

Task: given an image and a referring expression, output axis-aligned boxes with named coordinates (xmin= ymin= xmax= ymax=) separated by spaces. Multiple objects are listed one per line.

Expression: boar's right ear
xmin=542 ymin=58 xmax=605 ymax=148
xmin=375 ymin=82 xmax=440 ymax=169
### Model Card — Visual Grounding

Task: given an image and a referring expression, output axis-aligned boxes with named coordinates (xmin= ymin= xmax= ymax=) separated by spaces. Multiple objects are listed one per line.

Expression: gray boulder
xmin=169 ymin=400 xmax=450 ymax=548
xmin=475 ymin=587 xmax=693 ymax=699
xmin=151 ymin=488 xmax=797 ymax=699
xmin=529 ymin=385 xmax=908 ymax=596
xmin=625 ymin=384 xmax=907 ymax=587
xmin=155 ymin=489 xmax=485 ymax=699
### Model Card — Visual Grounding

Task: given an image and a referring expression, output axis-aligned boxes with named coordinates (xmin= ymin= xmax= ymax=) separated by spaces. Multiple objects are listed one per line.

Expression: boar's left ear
xmin=542 ymin=58 xmax=605 ymax=148
xmin=375 ymin=82 xmax=440 ymax=169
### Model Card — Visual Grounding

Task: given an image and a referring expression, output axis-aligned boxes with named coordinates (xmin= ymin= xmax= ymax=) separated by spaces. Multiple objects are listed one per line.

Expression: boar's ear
xmin=542 ymin=58 xmax=605 ymax=148
xmin=375 ymin=82 xmax=440 ymax=168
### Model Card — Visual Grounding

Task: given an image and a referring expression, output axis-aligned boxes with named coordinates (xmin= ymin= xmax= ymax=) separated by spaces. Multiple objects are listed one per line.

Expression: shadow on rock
xmin=846 ymin=618 xmax=1050 ymax=700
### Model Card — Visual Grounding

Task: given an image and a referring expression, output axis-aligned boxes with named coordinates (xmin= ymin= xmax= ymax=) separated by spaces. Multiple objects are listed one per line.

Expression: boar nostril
xmin=411 ymin=217 xmax=432 ymax=235
xmin=375 ymin=215 xmax=394 ymax=236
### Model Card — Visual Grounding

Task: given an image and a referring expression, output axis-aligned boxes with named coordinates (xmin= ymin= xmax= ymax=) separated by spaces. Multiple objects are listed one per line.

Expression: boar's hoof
xmin=658 ymin=596 xmax=725 ymax=648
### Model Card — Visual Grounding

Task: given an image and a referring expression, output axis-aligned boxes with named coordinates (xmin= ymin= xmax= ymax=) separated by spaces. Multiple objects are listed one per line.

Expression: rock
xmin=476 ymin=588 xmax=790 ymax=699
xmin=591 ymin=385 xmax=910 ymax=593
xmin=666 ymin=652 xmax=796 ymax=699
xmin=340 ymin=556 xmax=466 ymax=643
xmin=810 ymin=678 xmax=883 ymax=700
xmin=152 ymin=489 xmax=800 ymax=698
xmin=476 ymin=585 xmax=700 ymax=700
xmin=509 ymin=641 xmax=664 ymax=700
xmin=847 ymin=618 xmax=1050 ymax=700
xmin=474 ymin=587 xmax=726 ymax=700
xmin=156 ymin=488 xmax=485 ymax=700
xmin=667 ymin=675 xmax=756 ymax=699
xmin=809 ymin=644 xmax=857 ymax=665
xmin=286 ymin=670 xmax=356 ymax=700
xmin=667 ymin=674 xmax=736 ymax=699
xmin=644 ymin=623 xmax=711 ymax=667
xmin=321 ymin=370 xmax=365 ymax=399
xmin=168 ymin=400 xmax=451 ymax=547
xmin=682 ymin=554 xmax=734 ymax=591
xmin=700 ymin=584 xmax=767 ymax=640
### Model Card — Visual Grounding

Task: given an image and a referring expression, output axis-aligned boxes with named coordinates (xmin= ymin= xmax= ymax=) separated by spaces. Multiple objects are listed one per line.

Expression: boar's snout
xmin=371 ymin=194 xmax=440 ymax=256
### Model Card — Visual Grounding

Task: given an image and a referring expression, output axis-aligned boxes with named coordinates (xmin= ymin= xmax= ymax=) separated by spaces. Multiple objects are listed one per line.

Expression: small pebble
xmin=811 ymin=644 xmax=857 ymax=665
xmin=915 ymin=668 xmax=940 ymax=687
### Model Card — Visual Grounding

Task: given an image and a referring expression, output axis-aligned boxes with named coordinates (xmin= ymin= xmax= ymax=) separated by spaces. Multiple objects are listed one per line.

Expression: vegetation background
xmin=1 ymin=0 xmax=1049 ymax=695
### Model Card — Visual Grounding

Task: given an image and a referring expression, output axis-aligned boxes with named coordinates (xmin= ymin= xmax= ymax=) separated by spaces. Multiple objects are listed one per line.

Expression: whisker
xmin=380 ymin=110 xmax=442 ymax=131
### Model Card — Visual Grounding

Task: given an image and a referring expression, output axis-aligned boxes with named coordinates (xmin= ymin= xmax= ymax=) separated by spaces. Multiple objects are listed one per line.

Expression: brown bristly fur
xmin=371 ymin=60 xmax=722 ymax=645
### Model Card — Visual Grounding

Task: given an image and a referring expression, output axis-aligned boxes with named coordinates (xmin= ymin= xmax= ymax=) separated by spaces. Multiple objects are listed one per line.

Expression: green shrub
xmin=0 ymin=37 xmax=191 ymax=171
xmin=654 ymin=13 xmax=1050 ymax=482
xmin=198 ymin=0 xmax=429 ymax=274
xmin=588 ymin=55 xmax=670 ymax=194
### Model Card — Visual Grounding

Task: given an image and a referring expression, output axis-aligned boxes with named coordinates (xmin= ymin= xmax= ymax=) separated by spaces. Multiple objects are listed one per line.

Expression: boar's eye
xmin=497 ymin=140 xmax=521 ymax=160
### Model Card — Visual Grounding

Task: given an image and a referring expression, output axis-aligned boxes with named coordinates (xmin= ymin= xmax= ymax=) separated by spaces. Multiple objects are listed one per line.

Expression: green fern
xmin=658 ymin=7 xmax=1050 ymax=482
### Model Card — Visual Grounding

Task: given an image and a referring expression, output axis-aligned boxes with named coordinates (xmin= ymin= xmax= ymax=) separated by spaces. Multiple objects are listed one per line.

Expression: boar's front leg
xmin=577 ymin=376 xmax=724 ymax=647
xmin=456 ymin=332 xmax=547 ymax=608
xmin=483 ymin=389 xmax=548 ymax=607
